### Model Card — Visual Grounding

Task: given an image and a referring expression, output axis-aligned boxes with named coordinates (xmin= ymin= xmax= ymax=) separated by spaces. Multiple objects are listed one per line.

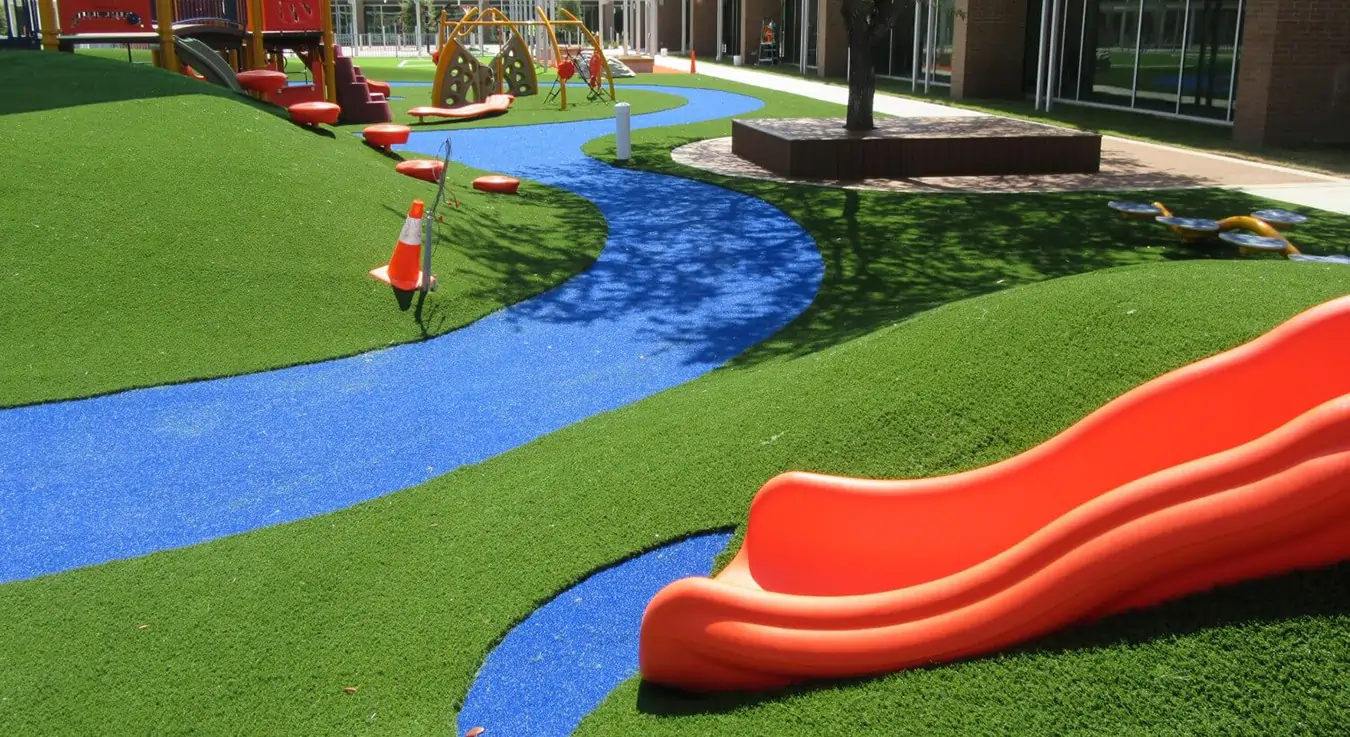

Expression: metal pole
xmin=1174 ymin=0 xmax=1190 ymax=114
xmin=715 ymin=0 xmax=722 ymax=60
xmin=911 ymin=0 xmax=921 ymax=91
xmin=923 ymin=0 xmax=935 ymax=93
xmin=799 ymin=0 xmax=808 ymax=74
xmin=1129 ymin=0 xmax=1144 ymax=108
xmin=1227 ymin=0 xmax=1244 ymax=121
xmin=1046 ymin=0 xmax=1061 ymax=110
xmin=1076 ymin=0 xmax=1087 ymax=100
xmin=681 ymin=0 xmax=687 ymax=52
xmin=1034 ymin=0 xmax=1048 ymax=109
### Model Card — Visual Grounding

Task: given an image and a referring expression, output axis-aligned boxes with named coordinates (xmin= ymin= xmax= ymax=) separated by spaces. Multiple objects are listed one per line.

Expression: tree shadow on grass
xmin=634 ymin=560 xmax=1350 ymax=717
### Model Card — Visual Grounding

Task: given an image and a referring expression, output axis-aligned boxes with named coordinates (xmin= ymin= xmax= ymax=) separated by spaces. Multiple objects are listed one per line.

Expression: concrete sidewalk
xmin=652 ymin=55 xmax=1350 ymax=214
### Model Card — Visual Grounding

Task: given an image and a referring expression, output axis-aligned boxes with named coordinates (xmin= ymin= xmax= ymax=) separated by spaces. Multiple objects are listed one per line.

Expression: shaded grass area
xmin=1 ymin=263 xmax=1347 ymax=736
xmin=0 ymin=52 xmax=607 ymax=407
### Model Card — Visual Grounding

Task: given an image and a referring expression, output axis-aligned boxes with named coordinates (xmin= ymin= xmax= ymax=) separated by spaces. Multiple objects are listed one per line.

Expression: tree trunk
xmin=845 ymin=32 xmax=876 ymax=131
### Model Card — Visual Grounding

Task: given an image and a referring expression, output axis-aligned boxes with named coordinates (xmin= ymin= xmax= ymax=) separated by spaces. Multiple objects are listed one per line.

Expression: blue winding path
xmin=457 ymin=531 xmax=733 ymax=736
xmin=0 ymin=87 xmax=822 ymax=584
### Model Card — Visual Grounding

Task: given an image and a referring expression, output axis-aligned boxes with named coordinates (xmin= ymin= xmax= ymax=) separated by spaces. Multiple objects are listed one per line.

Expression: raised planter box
xmin=731 ymin=116 xmax=1102 ymax=181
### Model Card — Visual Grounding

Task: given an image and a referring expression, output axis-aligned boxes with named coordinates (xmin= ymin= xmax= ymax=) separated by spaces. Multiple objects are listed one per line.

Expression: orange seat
xmin=288 ymin=101 xmax=341 ymax=127
xmin=237 ymin=69 xmax=289 ymax=94
xmin=472 ymin=175 xmax=519 ymax=194
xmin=367 ymin=80 xmax=392 ymax=97
xmin=407 ymin=94 xmax=514 ymax=123
xmin=395 ymin=159 xmax=446 ymax=184
xmin=362 ymin=124 xmax=412 ymax=150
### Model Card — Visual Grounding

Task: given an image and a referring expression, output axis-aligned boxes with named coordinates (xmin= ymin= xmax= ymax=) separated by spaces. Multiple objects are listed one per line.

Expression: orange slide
xmin=640 ymin=295 xmax=1350 ymax=693
xmin=408 ymin=94 xmax=514 ymax=124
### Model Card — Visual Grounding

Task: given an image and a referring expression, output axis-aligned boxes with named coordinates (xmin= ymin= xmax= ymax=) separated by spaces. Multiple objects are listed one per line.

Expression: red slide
xmin=640 ymin=295 xmax=1350 ymax=692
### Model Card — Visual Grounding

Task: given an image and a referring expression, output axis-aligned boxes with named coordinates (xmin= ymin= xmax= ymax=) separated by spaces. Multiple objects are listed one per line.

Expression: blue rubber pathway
xmin=457 ymin=531 xmax=733 ymax=737
xmin=0 ymin=86 xmax=823 ymax=584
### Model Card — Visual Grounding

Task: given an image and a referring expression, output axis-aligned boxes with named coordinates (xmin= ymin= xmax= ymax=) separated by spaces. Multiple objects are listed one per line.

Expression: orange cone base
xmin=369 ymin=264 xmax=434 ymax=291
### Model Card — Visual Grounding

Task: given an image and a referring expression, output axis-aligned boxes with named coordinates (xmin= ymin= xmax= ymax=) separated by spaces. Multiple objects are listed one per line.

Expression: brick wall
xmin=1234 ymin=0 xmax=1350 ymax=146
xmin=950 ymin=0 xmax=1028 ymax=99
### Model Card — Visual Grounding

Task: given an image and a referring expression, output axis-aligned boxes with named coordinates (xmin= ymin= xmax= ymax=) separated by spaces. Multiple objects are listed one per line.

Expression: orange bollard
xmin=690 ymin=49 xmax=696 ymax=74
xmin=370 ymin=200 xmax=430 ymax=290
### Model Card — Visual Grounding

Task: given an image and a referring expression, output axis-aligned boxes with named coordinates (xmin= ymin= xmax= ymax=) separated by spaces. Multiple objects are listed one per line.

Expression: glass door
xmin=720 ymin=0 xmax=740 ymax=56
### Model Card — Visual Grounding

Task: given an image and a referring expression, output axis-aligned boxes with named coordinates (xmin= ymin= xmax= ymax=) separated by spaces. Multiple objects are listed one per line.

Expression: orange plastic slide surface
xmin=408 ymin=94 xmax=513 ymax=123
xmin=639 ymin=295 xmax=1350 ymax=692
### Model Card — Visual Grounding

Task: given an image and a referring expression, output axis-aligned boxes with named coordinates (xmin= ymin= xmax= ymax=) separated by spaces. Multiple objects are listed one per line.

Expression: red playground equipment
xmin=34 ymin=0 xmax=391 ymax=124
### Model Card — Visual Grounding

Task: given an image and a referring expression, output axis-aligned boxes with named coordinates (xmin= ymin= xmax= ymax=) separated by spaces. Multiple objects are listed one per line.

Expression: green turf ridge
xmin=0 ymin=52 xmax=612 ymax=408
xmin=1 ymin=262 xmax=1347 ymax=736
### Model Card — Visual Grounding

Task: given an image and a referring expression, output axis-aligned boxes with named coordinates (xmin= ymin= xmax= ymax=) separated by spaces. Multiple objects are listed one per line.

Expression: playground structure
xmin=1108 ymin=201 xmax=1318 ymax=256
xmin=639 ymin=294 xmax=1350 ymax=692
xmin=431 ymin=5 xmax=614 ymax=111
xmin=24 ymin=0 xmax=393 ymax=124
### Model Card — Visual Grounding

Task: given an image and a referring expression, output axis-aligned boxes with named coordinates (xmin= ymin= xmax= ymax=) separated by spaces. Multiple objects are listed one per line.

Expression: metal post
xmin=1076 ymin=0 xmax=1087 ymax=100
xmin=615 ymin=102 xmax=631 ymax=160
xmin=1046 ymin=0 xmax=1061 ymax=110
xmin=1129 ymin=0 xmax=1143 ymax=108
xmin=1227 ymin=0 xmax=1244 ymax=122
xmin=1034 ymin=0 xmax=1048 ymax=109
xmin=680 ymin=0 xmax=686 ymax=52
xmin=715 ymin=0 xmax=722 ymax=60
xmin=799 ymin=0 xmax=808 ymax=74
xmin=923 ymin=0 xmax=935 ymax=93
xmin=1174 ymin=0 xmax=1190 ymax=114
xmin=36 ymin=0 xmax=58 ymax=50
xmin=911 ymin=0 xmax=921 ymax=91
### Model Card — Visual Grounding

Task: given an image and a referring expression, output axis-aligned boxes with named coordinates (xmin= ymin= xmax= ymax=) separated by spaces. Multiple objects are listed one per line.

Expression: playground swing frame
xmin=433 ymin=5 xmax=614 ymax=111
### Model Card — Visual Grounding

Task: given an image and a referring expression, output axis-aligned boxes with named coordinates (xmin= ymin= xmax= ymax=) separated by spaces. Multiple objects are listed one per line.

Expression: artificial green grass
xmin=1 ymin=261 xmax=1347 ymax=736
xmin=0 ymin=52 xmax=607 ymax=407
xmin=3 ymin=66 xmax=1349 ymax=735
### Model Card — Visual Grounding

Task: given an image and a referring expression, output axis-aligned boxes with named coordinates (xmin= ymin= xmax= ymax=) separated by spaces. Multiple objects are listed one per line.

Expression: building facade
xmin=656 ymin=0 xmax=1350 ymax=147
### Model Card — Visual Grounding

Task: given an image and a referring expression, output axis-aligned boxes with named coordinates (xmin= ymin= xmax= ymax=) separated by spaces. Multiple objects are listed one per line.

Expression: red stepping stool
xmin=366 ymin=80 xmax=393 ymax=97
xmin=472 ymin=175 xmax=520 ymax=194
xmin=362 ymin=124 xmax=411 ymax=151
xmin=395 ymin=159 xmax=446 ymax=184
xmin=236 ymin=69 xmax=289 ymax=95
xmin=288 ymin=101 xmax=342 ymax=128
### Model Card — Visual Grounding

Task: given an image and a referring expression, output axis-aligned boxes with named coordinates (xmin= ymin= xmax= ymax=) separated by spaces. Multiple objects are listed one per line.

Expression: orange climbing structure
xmin=640 ymin=295 xmax=1350 ymax=693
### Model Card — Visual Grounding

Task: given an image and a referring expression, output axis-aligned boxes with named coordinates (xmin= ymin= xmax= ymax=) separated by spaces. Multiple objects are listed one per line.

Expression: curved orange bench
xmin=395 ymin=159 xmax=445 ymax=184
xmin=362 ymin=124 xmax=411 ymax=151
xmin=472 ymin=175 xmax=520 ymax=194
xmin=408 ymin=94 xmax=513 ymax=124
xmin=237 ymin=69 xmax=289 ymax=94
xmin=366 ymin=79 xmax=392 ymax=97
xmin=640 ymin=295 xmax=1350 ymax=693
xmin=288 ymin=101 xmax=341 ymax=127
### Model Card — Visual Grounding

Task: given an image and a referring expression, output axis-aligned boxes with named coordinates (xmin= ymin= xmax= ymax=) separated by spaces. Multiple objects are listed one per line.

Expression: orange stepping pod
xmin=288 ymin=101 xmax=341 ymax=128
xmin=472 ymin=175 xmax=520 ymax=194
xmin=362 ymin=124 xmax=411 ymax=151
xmin=237 ymin=69 xmax=289 ymax=94
xmin=370 ymin=200 xmax=432 ymax=291
xmin=395 ymin=159 xmax=445 ymax=184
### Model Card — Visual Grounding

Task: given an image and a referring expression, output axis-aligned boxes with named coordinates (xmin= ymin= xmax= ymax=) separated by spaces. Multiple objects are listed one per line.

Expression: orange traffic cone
xmin=690 ymin=49 xmax=696 ymax=75
xmin=370 ymin=200 xmax=430 ymax=290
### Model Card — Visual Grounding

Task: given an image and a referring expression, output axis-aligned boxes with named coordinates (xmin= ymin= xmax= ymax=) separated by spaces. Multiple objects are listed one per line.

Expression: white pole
xmin=910 ymin=0 xmax=921 ymax=91
xmin=799 ymin=0 xmax=808 ymax=73
xmin=615 ymin=102 xmax=632 ymax=160
xmin=1034 ymin=0 xmax=1049 ymax=109
xmin=414 ymin=0 xmax=423 ymax=53
xmin=1046 ymin=0 xmax=1061 ymax=110
xmin=1227 ymin=0 xmax=1245 ymax=121
xmin=680 ymin=0 xmax=687 ymax=52
xmin=923 ymin=0 xmax=935 ymax=93
xmin=715 ymin=0 xmax=722 ymax=60
xmin=1173 ymin=0 xmax=1190 ymax=113
xmin=1129 ymin=0 xmax=1144 ymax=108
